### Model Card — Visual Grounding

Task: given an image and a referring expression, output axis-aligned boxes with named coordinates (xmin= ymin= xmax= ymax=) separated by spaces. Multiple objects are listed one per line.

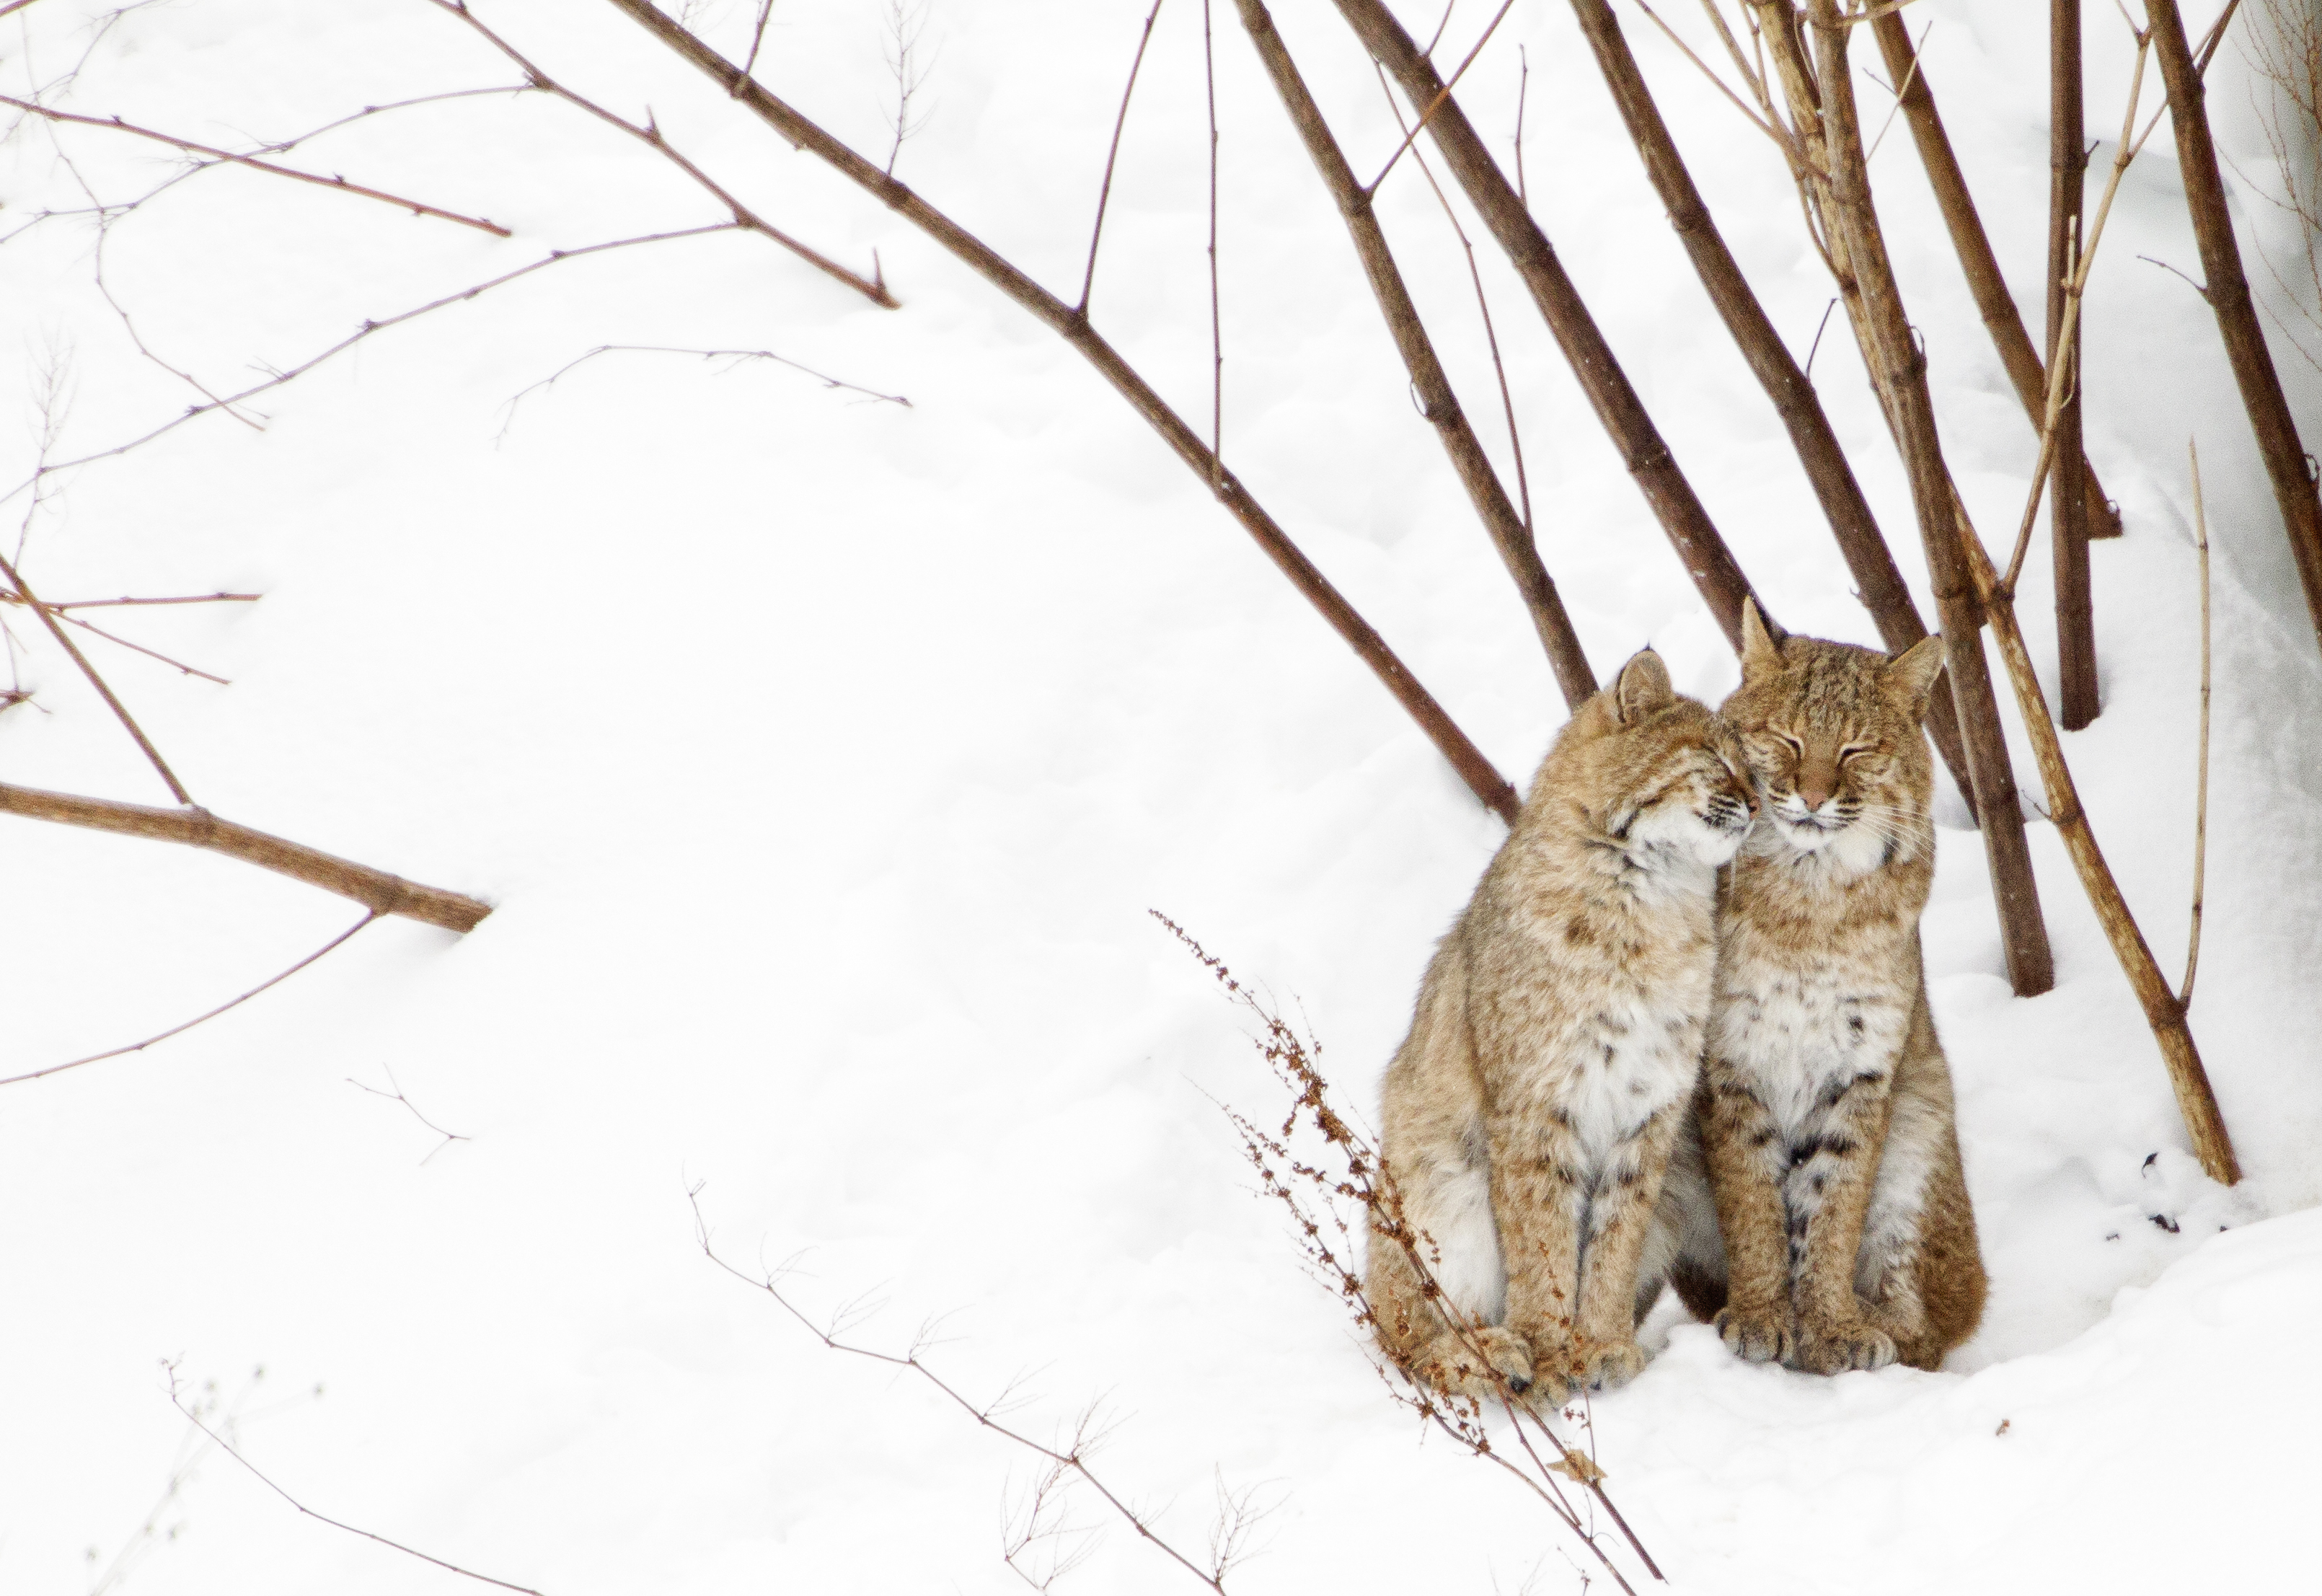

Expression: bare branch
xmin=55 ymin=607 xmax=229 ymax=684
xmin=0 ymin=94 xmax=511 ymax=234
xmin=2 ymin=225 xmax=745 ymax=510
xmin=693 ymin=1185 xmax=1235 ymax=1594
xmin=1077 ymin=0 xmax=1167 ymax=315
xmin=498 ymin=343 xmax=910 ymax=438
xmin=1365 ymin=0 xmax=1517 ymax=193
xmin=348 ymin=1064 xmax=472 ymax=1163
xmin=167 ymin=1375 xmax=546 ymax=1595
xmin=0 ymin=912 xmax=377 ymax=1088
xmin=421 ymin=0 xmax=895 ymax=307
xmin=0 ymin=545 xmax=192 ymax=803
xmin=0 ymin=780 xmax=494 ymax=931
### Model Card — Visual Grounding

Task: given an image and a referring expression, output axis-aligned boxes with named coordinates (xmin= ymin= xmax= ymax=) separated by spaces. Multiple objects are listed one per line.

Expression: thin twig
xmin=1514 ymin=45 xmax=1531 ymax=208
xmin=0 ymin=912 xmax=377 ymax=1088
xmin=168 ymin=1373 xmax=544 ymax=1595
xmin=2140 ymin=253 xmax=2212 ymax=299
xmin=0 ymin=546 xmax=191 ymax=803
xmin=498 ymin=343 xmax=909 ymax=438
xmin=1366 ymin=0 xmax=1517 ymax=193
xmin=693 ymin=1187 xmax=1235 ymax=1594
xmin=1631 ymin=0 xmax=1811 ymax=169
xmin=0 ymin=94 xmax=511 ymax=234
xmin=422 ymin=0 xmax=894 ymax=306
xmin=739 ymin=0 xmax=776 ymax=82
xmin=1077 ymin=0 xmax=1167 ymax=314
xmin=1 ymin=225 xmax=744 ymax=511
xmin=2182 ymin=438 xmax=2210 ymax=1007
xmin=56 ymin=609 xmax=229 ymax=684
xmin=1205 ymin=0 xmax=1224 ymax=481
xmin=7 ymin=591 xmax=261 ymax=609
xmin=348 ymin=1064 xmax=472 ymax=1163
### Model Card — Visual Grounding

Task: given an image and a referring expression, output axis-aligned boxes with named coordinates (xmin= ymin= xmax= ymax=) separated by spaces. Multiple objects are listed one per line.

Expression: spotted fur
xmin=1368 ymin=651 xmax=1757 ymax=1405
xmin=1666 ymin=602 xmax=1987 ymax=1374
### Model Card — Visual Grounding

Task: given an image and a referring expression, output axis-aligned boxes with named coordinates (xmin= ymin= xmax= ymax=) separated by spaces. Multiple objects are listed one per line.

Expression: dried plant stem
xmin=1236 ymin=0 xmax=1594 ymax=705
xmin=2147 ymin=0 xmax=2322 ymax=657
xmin=1565 ymin=0 xmax=1977 ymax=806
xmin=169 ymin=1381 xmax=545 ymax=1595
xmin=2049 ymin=0 xmax=2098 ymax=726
xmin=0 ymin=92 xmax=512 ymax=234
xmin=692 ymin=1190 xmax=1239 ymax=1594
xmin=0 ymin=547 xmax=192 ymax=803
xmin=601 ymin=0 xmax=1521 ymax=821
xmin=2183 ymin=439 xmax=2210 ymax=1008
xmin=0 ymin=780 xmax=493 ymax=932
xmin=1955 ymin=496 xmax=2239 ymax=1182
xmin=1792 ymin=0 xmax=2055 ymax=996
xmin=1333 ymin=0 xmax=1773 ymax=655
xmin=0 ymin=912 xmax=377 ymax=1088
xmin=1868 ymin=12 xmax=2122 ymax=539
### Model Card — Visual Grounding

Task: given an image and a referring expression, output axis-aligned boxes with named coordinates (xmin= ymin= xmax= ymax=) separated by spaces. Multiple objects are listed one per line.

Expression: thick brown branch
xmin=1869 ymin=12 xmax=2122 ymax=539
xmin=2147 ymin=0 xmax=2322 ymax=657
xmin=1799 ymin=0 xmax=2055 ymax=995
xmin=2047 ymin=0 xmax=2098 ymax=725
xmin=0 ymin=93 xmax=511 ymax=234
xmin=599 ymin=0 xmax=1520 ymax=822
xmin=1565 ymin=0 xmax=1976 ymax=806
xmin=0 ymin=780 xmax=493 ymax=932
xmin=1332 ymin=0 xmax=1773 ymax=654
xmin=1236 ymin=0 xmax=1595 ymax=706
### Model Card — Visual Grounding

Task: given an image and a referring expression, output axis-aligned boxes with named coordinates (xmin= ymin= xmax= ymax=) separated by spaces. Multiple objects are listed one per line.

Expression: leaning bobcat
xmin=1369 ymin=651 xmax=1756 ymax=1405
xmin=1668 ymin=601 xmax=1987 ymax=1373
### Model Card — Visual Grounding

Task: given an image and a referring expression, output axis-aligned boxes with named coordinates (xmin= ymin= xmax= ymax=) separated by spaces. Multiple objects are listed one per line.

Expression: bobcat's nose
xmin=1796 ymin=777 xmax=1832 ymax=812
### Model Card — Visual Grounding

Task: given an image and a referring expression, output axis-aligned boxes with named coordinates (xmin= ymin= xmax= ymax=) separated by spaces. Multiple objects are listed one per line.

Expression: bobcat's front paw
xmin=1416 ymin=1325 xmax=1536 ymax=1402
xmin=1794 ymin=1318 xmax=1897 ymax=1375
xmin=1577 ymin=1338 xmax=1648 ymax=1392
xmin=1713 ymin=1302 xmax=1793 ymax=1365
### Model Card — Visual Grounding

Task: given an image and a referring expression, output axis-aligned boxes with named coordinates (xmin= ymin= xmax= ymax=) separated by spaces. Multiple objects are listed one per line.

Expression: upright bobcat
xmin=1669 ymin=602 xmax=1987 ymax=1373
xmin=1369 ymin=651 xmax=1756 ymax=1404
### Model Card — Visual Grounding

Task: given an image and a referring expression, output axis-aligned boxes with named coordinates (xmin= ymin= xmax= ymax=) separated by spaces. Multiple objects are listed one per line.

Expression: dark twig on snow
xmin=166 ymin=1366 xmax=546 ymax=1595
xmin=692 ymin=1186 xmax=1250 ymax=1593
xmin=348 ymin=1064 xmax=472 ymax=1163
xmin=1077 ymin=0 xmax=1167 ymax=315
xmin=0 ymin=94 xmax=511 ymax=234
xmin=422 ymin=0 xmax=896 ymax=307
xmin=0 ymin=912 xmax=378 ymax=1088
xmin=498 ymin=343 xmax=910 ymax=438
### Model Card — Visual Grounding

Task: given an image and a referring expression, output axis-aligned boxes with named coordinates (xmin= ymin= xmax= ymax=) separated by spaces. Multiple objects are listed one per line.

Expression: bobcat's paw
xmin=1713 ymin=1302 xmax=1794 ymax=1365
xmin=1577 ymin=1338 xmax=1648 ymax=1393
xmin=1795 ymin=1318 xmax=1897 ymax=1375
xmin=1417 ymin=1326 xmax=1536 ymax=1402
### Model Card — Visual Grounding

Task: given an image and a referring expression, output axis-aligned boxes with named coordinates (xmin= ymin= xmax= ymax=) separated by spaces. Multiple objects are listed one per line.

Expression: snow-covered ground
xmin=1 ymin=1 xmax=2316 ymax=1591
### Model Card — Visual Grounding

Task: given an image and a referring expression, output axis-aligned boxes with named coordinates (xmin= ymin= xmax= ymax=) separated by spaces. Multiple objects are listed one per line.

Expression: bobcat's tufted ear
xmin=1613 ymin=648 xmax=1675 ymax=724
xmin=1739 ymin=597 xmax=1783 ymax=682
xmin=1888 ymin=634 xmax=1948 ymax=723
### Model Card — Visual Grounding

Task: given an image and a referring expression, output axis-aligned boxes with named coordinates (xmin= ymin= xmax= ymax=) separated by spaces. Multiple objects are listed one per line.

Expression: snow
xmin=0 ymin=1 xmax=2316 ymax=1592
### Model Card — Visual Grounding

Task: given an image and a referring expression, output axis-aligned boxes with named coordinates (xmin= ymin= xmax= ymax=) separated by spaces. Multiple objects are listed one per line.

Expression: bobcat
xmin=1667 ymin=601 xmax=1987 ymax=1374
xmin=1368 ymin=651 xmax=1756 ymax=1405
